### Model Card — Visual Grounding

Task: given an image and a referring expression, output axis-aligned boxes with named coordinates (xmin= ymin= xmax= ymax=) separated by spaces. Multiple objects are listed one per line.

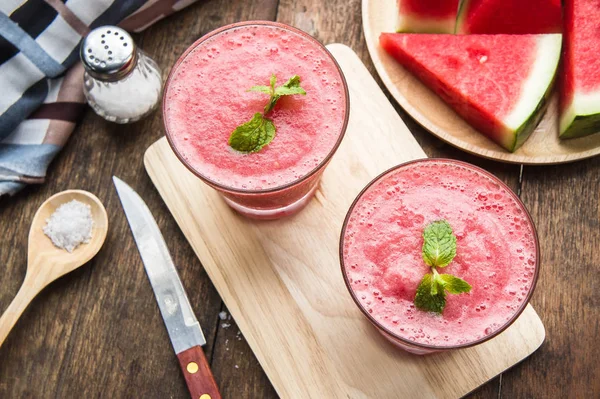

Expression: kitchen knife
xmin=113 ymin=176 xmax=221 ymax=399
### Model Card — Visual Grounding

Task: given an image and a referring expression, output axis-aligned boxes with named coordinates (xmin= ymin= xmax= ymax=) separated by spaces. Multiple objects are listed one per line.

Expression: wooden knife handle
xmin=177 ymin=345 xmax=222 ymax=399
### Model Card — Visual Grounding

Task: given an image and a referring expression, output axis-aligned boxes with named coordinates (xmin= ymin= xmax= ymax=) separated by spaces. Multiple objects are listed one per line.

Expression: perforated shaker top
xmin=80 ymin=26 xmax=137 ymax=81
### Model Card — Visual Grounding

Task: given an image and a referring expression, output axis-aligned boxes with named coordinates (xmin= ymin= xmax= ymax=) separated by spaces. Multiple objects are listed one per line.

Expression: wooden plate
xmin=362 ymin=0 xmax=600 ymax=164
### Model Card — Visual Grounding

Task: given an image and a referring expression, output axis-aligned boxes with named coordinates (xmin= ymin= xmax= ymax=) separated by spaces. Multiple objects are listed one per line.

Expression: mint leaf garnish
xmin=263 ymin=74 xmax=278 ymax=113
xmin=249 ymin=74 xmax=306 ymax=114
xmin=228 ymin=113 xmax=276 ymax=153
xmin=231 ymin=74 xmax=306 ymax=153
xmin=415 ymin=273 xmax=446 ymax=314
xmin=430 ymin=270 xmax=445 ymax=296
xmin=438 ymin=274 xmax=471 ymax=294
xmin=275 ymin=75 xmax=307 ymax=96
xmin=247 ymin=86 xmax=271 ymax=94
xmin=422 ymin=220 xmax=457 ymax=268
xmin=414 ymin=220 xmax=470 ymax=314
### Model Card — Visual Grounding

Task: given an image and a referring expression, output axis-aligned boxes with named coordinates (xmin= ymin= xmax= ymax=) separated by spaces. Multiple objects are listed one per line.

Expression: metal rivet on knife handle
xmin=187 ymin=362 xmax=199 ymax=374
xmin=200 ymin=395 xmax=211 ymax=399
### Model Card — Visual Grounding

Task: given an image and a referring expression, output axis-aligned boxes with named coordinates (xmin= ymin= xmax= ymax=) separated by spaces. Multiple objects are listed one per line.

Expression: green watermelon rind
xmin=559 ymin=95 xmax=600 ymax=139
xmin=454 ymin=0 xmax=470 ymax=34
xmin=510 ymin=82 xmax=554 ymax=151
xmin=500 ymin=34 xmax=562 ymax=152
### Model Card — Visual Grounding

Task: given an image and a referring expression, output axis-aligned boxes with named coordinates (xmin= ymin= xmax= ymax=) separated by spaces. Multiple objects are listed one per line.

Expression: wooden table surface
xmin=0 ymin=1 xmax=598 ymax=398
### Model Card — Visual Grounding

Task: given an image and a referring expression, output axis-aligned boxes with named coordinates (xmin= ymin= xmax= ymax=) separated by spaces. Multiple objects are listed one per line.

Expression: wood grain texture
xmin=500 ymin=159 xmax=600 ymax=398
xmin=0 ymin=0 xmax=596 ymax=397
xmin=0 ymin=1 xmax=270 ymax=398
xmin=210 ymin=304 xmax=278 ymax=398
xmin=0 ymin=190 xmax=107 ymax=348
xmin=362 ymin=0 xmax=600 ymax=165
xmin=144 ymin=44 xmax=545 ymax=399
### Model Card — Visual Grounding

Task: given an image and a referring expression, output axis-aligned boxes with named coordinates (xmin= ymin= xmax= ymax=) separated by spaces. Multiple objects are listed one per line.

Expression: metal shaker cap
xmin=81 ymin=26 xmax=137 ymax=81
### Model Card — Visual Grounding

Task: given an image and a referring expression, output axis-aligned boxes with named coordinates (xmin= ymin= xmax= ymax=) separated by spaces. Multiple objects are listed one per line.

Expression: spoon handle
xmin=0 ymin=281 xmax=40 ymax=348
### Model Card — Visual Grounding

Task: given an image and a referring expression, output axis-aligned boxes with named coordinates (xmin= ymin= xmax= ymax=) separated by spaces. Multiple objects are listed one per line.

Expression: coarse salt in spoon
xmin=0 ymin=190 xmax=108 ymax=347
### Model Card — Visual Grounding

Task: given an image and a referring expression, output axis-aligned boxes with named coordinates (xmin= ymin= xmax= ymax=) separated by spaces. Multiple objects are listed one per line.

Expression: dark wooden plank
xmin=467 ymin=376 xmax=501 ymax=399
xmin=0 ymin=187 xmax=93 ymax=397
xmin=211 ymin=305 xmax=277 ymax=398
xmin=4 ymin=0 xmax=585 ymax=398
xmin=0 ymin=1 xmax=253 ymax=397
xmin=47 ymin=0 xmax=285 ymax=396
xmin=500 ymin=157 xmax=600 ymax=398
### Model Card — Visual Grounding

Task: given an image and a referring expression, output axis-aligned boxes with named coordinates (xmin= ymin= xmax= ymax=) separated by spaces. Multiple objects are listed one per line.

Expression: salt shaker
xmin=80 ymin=26 xmax=162 ymax=124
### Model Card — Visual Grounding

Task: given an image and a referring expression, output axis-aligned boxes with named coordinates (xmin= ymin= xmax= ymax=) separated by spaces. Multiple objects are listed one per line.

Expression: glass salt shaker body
xmin=81 ymin=26 xmax=162 ymax=124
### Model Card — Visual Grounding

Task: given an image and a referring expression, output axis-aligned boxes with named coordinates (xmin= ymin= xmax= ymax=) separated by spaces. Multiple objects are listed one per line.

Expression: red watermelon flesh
xmin=456 ymin=0 xmax=562 ymax=34
xmin=559 ymin=0 xmax=600 ymax=138
xmin=397 ymin=0 xmax=459 ymax=33
xmin=380 ymin=33 xmax=562 ymax=151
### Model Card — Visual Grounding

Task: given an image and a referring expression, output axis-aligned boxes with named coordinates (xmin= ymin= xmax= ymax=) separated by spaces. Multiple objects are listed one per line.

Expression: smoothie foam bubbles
xmin=341 ymin=159 xmax=539 ymax=352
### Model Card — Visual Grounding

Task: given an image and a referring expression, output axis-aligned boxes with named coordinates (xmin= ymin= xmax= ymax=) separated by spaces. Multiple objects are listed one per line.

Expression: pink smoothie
xmin=341 ymin=160 xmax=538 ymax=348
xmin=164 ymin=23 xmax=347 ymax=192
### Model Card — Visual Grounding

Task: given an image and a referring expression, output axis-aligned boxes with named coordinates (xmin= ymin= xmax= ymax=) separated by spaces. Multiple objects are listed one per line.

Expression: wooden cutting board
xmin=144 ymin=44 xmax=545 ymax=399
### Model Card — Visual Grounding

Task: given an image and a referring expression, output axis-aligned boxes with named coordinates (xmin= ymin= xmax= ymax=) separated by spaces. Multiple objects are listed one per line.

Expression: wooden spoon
xmin=0 ymin=190 xmax=108 ymax=347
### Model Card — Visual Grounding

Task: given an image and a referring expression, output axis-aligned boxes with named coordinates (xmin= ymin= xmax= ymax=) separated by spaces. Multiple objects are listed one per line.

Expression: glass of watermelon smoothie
xmin=163 ymin=21 xmax=349 ymax=219
xmin=340 ymin=159 xmax=539 ymax=355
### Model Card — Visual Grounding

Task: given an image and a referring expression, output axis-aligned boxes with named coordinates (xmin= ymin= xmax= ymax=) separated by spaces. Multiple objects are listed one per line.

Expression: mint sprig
xmin=415 ymin=273 xmax=446 ymax=313
xmin=227 ymin=113 xmax=275 ymax=153
xmin=229 ymin=74 xmax=306 ymax=153
xmin=438 ymin=273 xmax=471 ymax=294
xmin=249 ymin=74 xmax=307 ymax=114
xmin=414 ymin=220 xmax=471 ymax=314
xmin=422 ymin=220 xmax=456 ymax=267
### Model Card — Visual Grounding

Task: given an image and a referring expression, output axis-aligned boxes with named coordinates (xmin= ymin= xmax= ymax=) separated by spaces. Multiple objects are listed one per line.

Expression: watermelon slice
xmin=380 ymin=33 xmax=562 ymax=152
xmin=559 ymin=0 xmax=600 ymax=139
xmin=396 ymin=0 xmax=459 ymax=33
xmin=456 ymin=0 xmax=562 ymax=34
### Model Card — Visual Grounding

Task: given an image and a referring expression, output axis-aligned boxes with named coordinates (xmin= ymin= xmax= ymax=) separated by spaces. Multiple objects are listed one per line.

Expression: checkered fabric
xmin=0 ymin=0 xmax=199 ymax=196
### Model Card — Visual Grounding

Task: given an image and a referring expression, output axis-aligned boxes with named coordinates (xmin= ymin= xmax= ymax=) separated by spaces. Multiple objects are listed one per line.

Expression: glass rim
xmin=162 ymin=20 xmax=350 ymax=195
xmin=339 ymin=158 xmax=541 ymax=351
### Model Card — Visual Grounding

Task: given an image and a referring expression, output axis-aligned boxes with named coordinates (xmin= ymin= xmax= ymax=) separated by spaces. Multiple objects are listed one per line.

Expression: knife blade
xmin=113 ymin=176 xmax=221 ymax=399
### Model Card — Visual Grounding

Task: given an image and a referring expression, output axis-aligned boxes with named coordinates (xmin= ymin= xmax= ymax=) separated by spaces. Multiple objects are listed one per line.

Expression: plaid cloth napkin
xmin=0 ymin=0 xmax=199 ymax=196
